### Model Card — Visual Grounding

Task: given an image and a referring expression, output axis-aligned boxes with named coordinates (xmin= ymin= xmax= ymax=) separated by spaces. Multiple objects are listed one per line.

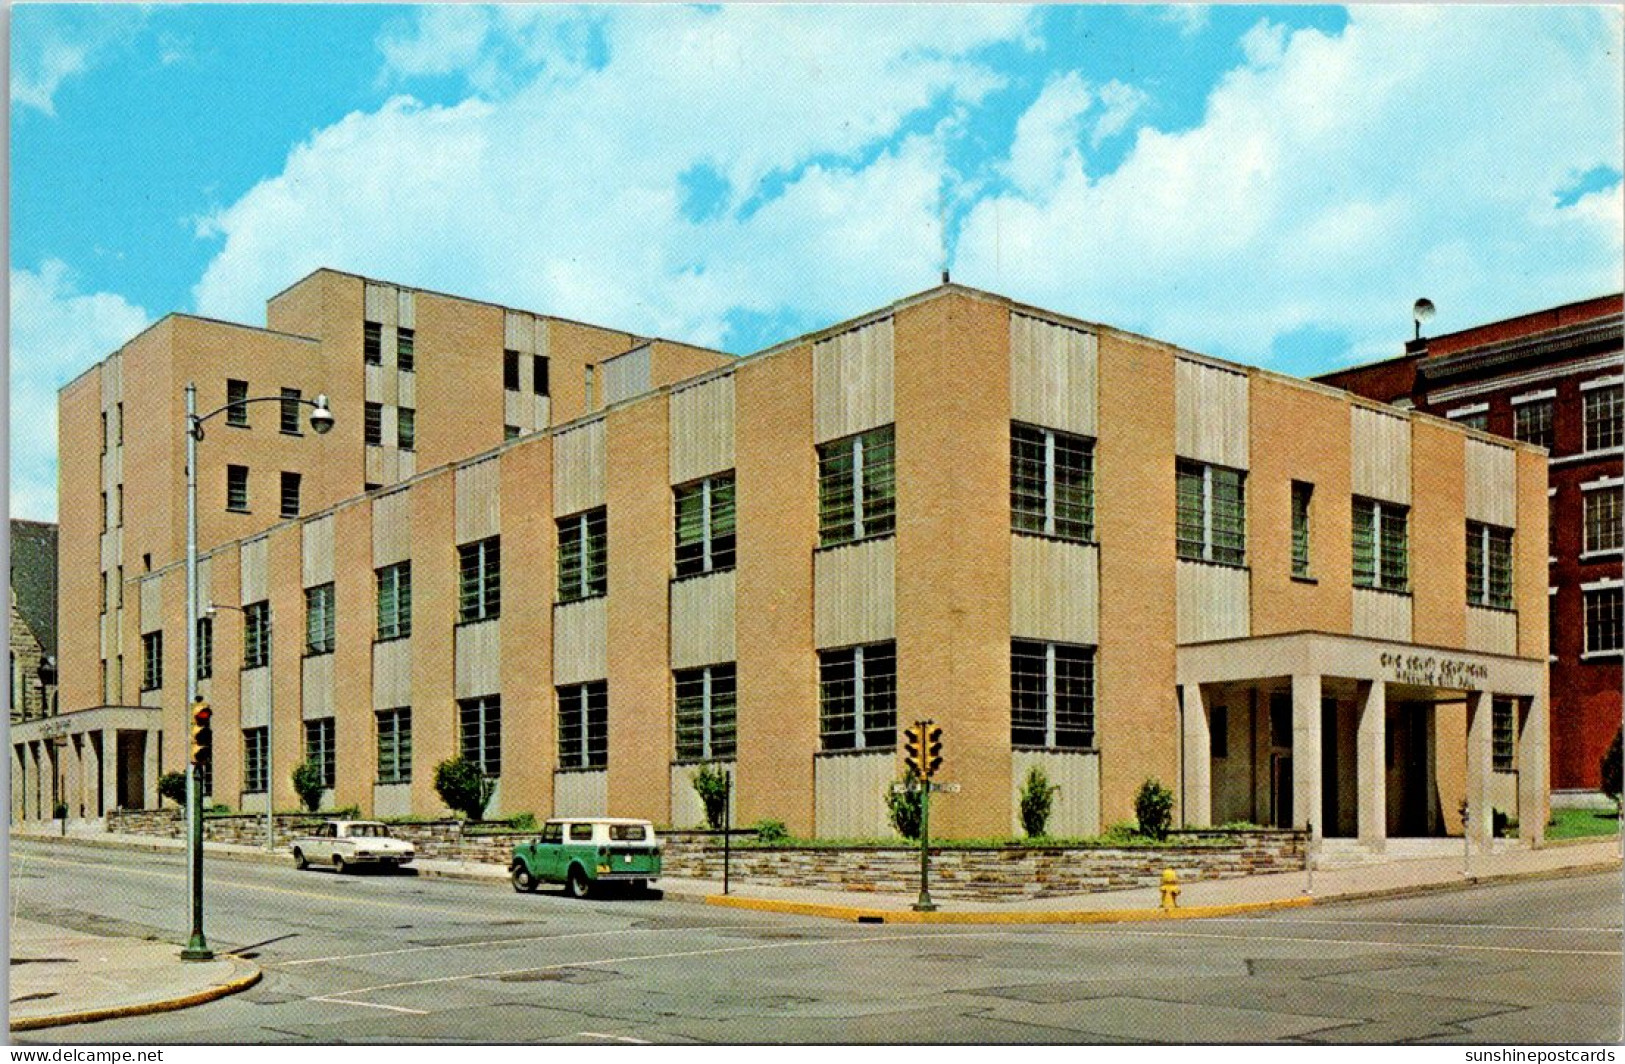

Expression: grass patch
xmin=1545 ymin=806 xmax=1621 ymax=841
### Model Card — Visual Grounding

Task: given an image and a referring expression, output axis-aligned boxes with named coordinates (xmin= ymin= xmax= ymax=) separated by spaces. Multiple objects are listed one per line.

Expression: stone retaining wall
xmin=103 ymin=811 xmax=1303 ymax=900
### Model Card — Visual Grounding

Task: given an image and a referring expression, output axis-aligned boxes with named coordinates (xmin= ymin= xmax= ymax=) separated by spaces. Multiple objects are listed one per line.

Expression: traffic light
xmin=924 ymin=724 xmax=943 ymax=778
xmin=903 ymin=723 xmax=922 ymax=777
xmin=190 ymin=700 xmax=213 ymax=766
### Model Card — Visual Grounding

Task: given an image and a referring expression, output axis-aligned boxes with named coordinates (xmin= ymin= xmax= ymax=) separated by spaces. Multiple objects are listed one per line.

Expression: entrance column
xmin=1180 ymin=685 xmax=1212 ymax=828
xmin=144 ymin=729 xmax=161 ymax=809
xmin=100 ymin=728 xmax=119 ymax=817
xmin=1465 ymin=691 xmax=1493 ymax=850
xmin=1292 ymin=674 xmax=1322 ymax=841
xmin=1355 ymin=680 xmax=1387 ymax=851
xmin=1518 ymin=691 xmax=1549 ymax=846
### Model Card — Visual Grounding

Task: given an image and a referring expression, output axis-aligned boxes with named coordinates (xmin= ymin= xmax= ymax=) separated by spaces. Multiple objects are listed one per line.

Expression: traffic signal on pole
xmin=190 ymin=700 xmax=213 ymax=765
xmin=924 ymin=724 xmax=943 ymax=778
xmin=903 ymin=723 xmax=922 ymax=777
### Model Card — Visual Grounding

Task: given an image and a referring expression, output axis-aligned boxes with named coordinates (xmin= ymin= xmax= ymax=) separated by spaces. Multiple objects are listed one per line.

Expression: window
xmin=101 ymin=411 xmax=108 ymax=455
xmin=1492 ymin=697 xmax=1515 ymax=773
xmin=1291 ymin=481 xmax=1313 ymax=579
xmin=227 ymin=379 xmax=249 ymax=426
xmin=376 ymin=561 xmax=412 ymax=641
xmin=280 ymin=471 xmax=302 ymax=519
xmin=1211 ymin=703 xmax=1229 ymax=759
xmin=1176 ymin=460 xmax=1246 ymax=566
xmin=305 ymin=583 xmax=335 ymax=655
xmin=141 ymin=631 xmax=163 ymax=692
xmin=818 ymin=642 xmax=896 ymax=751
xmin=116 ymin=565 xmax=124 ymax=608
xmin=100 ymin=570 xmax=107 ymax=614
xmin=1514 ymin=399 xmax=1554 ymax=450
xmin=227 ymin=465 xmax=250 ymax=512
xmin=396 ymin=327 xmax=415 ymax=372
xmin=675 ymin=663 xmax=737 ymax=761
xmin=1353 ymin=497 xmax=1409 ymax=592
xmin=1585 ymin=384 xmax=1623 ymax=451
xmin=1585 ymin=586 xmax=1623 ymax=655
xmin=243 ymin=728 xmax=268 ymax=793
xmin=243 ymin=600 xmax=271 ymax=669
xmin=504 ymin=349 xmax=520 ymax=391
xmin=304 ymin=718 xmax=336 ymax=788
xmin=459 ymin=695 xmax=502 ymax=776
xmin=397 ymin=407 xmax=416 ymax=452
xmin=1466 ymin=522 xmax=1514 ymax=609
xmin=817 ymin=425 xmax=896 ymax=547
xmin=116 ymin=486 xmax=123 ymax=527
xmin=557 ymin=682 xmax=607 ymax=770
xmin=116 ymin=402 xmax=123 ymax=445
xmin=1455 ymin=412 xmax=1489 ymax=432
xmin=1011 ymin=423 xmax=1095 ymax=542
xmin=364 ymin=402 xmax=383 ymax=446
xmin=557 ymin=509 xmax=607 ymax=602
xmin=196 ymin=616 xmax=213 ymax=681
xmin=280 ymin=387 xmax=302 ymax=434
xmin=458 ymin=536 xmax=501 ymax=621
xmin=101 ymin=491 xmax=108 ymax=532
xmin=674 ymin=474 xmax=736 ymax=577
xmin=1011 ymin=639 xmax=1095 ymax=749
xmin=1585 ymin=487 xmax=1623 ymax=553
xmin=364 ymin=321 xmax=382 ymax=365
xmin=376 ymin=708 xmax=412 ymax=784
xmin=504 ymin=425 xmax=521 ymax=441
xmin=534 ymin=355 xmax=549 ymax=396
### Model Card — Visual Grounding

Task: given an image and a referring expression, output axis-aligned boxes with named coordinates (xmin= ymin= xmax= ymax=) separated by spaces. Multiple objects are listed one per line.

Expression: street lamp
xmin=182 ymin=383 xmax=332 ymax=961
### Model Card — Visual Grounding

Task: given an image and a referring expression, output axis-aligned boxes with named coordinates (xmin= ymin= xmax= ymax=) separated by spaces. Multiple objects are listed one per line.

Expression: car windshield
xmin=348 ymin=824 xmax=387 ymax=838
xmin=609 ymin=824 xmax=647 ymax=841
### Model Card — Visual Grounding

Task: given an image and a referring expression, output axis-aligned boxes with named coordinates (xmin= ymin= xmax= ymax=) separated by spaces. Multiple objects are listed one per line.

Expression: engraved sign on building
xmin=1380 ymin=651 xmax=1489 ymax=690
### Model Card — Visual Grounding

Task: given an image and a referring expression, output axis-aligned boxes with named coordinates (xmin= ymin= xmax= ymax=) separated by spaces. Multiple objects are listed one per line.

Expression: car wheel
xmin=293 ymin=848 xmax=308 ymax=870
xmin=511 ymin=863 xmax=538 ymax=893
xmin=334 ymin=855 xmax=348 ymax=874
xmin=566 ymin=865 xmax=592 ymax=899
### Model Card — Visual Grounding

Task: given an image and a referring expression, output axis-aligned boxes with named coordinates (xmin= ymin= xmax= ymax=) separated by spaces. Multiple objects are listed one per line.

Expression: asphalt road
xmin=9 ymin=838 xmax=1622 ymax=1045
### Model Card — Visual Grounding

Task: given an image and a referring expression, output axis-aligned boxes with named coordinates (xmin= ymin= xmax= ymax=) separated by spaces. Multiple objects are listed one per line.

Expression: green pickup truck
xmin=510 ymin=817 xmax=662 ymax=898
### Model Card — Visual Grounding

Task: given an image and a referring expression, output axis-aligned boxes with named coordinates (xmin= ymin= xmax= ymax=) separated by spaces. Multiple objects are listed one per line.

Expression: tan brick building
xmin=19 ymin=277 xmax=1551 ymax=850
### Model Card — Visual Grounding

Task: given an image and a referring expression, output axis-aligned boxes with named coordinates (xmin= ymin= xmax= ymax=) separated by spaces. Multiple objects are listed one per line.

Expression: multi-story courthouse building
xmin=1321 ymin=295 xmax=1622 ymax=805
xmin=17 ymin=272 xmax=1552 ymax=848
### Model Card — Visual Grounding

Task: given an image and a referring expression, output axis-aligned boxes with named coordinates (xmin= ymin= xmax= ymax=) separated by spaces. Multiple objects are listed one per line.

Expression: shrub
xmin=158 ymin=770 xmax=188 ymax=807
xmin=752 ymin=818 xmax=790 ymax=844
xmin=1134 ymin=778 xmax=1174 ymax=841
xmin=291 ymin=761 xmax=326 ymax=813
xmin=433 ymin=756 xmax=495 ymax=821
xmin=886 ymin=769 xmax=924 ymax=840
xmin=690 ymin=763 xmax=731 ymax=831
xmin=507 ymin=812 xmax=538 ymax=832
xmin=1018 ymin=766 xmax=1061 ymax=838
xmin=1602 ymin=729 xmax=1622 ymax=809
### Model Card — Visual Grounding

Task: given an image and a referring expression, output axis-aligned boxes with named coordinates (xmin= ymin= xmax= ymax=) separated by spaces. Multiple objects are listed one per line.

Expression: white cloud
xmin=10 ymin=9 xmax=144 ymax=116
xmin=9 ymin=262 xmax=151 ymax=521
xmin=953 ymin=6 xmax=1625 ymax=366
xmin=1158 ymin=6 xmax=1211 ymax=39
xmin=192 ymin=5 xmax=1034 ymax=344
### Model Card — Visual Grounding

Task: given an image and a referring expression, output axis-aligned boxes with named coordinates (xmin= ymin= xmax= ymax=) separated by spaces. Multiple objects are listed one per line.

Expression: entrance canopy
xmin=11 ymin=705 xmax=163 ymax=822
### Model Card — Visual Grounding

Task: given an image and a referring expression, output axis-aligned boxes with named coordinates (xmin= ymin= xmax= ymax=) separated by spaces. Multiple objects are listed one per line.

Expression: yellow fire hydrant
xmin=1159 ymin=868 xmax=1181 ymax=911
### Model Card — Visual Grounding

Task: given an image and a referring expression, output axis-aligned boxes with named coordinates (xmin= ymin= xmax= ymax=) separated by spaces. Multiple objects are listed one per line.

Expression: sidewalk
xmin=8 ymin=827 xmax=1621 ymax=1030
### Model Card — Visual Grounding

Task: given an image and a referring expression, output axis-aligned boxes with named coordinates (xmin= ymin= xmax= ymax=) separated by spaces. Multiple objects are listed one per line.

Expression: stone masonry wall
xmin=105 ymin=811 xmax=1303 ymax=901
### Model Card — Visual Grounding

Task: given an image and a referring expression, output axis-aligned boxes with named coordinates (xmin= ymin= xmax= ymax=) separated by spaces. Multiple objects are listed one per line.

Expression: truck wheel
xmin=511 ymin=863 xmax=539 ymax=893
xmin=567 ymin=865 xmax=592 ymax=899
xmin=293 ymin=848 xmax=308 ymax=870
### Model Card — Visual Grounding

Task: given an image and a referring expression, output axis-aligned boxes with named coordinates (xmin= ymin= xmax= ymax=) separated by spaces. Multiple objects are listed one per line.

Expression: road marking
xmin=576 ymin=1032 xmax=651 ymax=1044
xmin=1206 ymin=917 xmax=1624 ymax=934
xmin=1090 ymin=927 xmax=1623 ymax=958
xmin=310 ymin=996 xmax=428 ymax=1015
xmin=280 ymin=925 xmax=761 ymax=968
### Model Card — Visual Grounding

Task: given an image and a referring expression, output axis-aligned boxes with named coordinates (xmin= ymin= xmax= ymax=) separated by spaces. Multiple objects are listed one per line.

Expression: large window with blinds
xmin=305 ymin=583 xmax=335 ymax=655
xmin=243 ymin=728 xmax=268 ymax=793
xmin=1466 ymin=522 xmax=1514 ymax=609
xmin=1176 ymin=460 xmax=1246 ymax=566
xmin=458 ymin=537 xmax=501 ymax=622
xmin=557 ymin=682 xmax=608 ymax=770
xmin=1353 ymin=497 xmax=1409 ymax=592
xmin=557 ymin=509 xmax=608 ymax=602
xmin=1011 ymin=639 xmax=1095 ymax=750
xmin=674 ymin=663 xmax=737 ymax=761
xmin=459 ymin=696 xmax=502 ymax=777
xmin=817 ymin=426 xmax=896 ymax=547
xmin=243 ymin=600 xmax=271 ymax=669
xmin=675 ymin=474 xmax=736 ymax=578
xmin=1011 ymin=423 xmax=1094 ymax=542
xmin=817 ymin=642 xmax=896 ymax=751
xmin=304 ymin=718 xmax=336 ymax=788
xmin=376 ymin=708 xmax=412 ymax=785
xmin=1291 ymin=481 xmax=1313 ymax=579
xmin=376 ymin=561 xmax=412 ymax=640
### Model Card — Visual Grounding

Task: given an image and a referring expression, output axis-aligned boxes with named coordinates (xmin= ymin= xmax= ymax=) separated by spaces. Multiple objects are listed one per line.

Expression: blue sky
xmin=10 ymin=4 xmax=1623 ymax=521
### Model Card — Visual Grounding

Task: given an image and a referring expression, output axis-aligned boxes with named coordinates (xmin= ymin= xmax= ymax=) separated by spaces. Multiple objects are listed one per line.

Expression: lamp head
xmin=1412 ymin=298 xmax=1436 ymax=327
xmin=309 ymin=394 xmax=335 ymax=435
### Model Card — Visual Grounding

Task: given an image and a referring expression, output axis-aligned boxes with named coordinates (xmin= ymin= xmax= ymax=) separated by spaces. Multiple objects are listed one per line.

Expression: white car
xmin=291 ymin=820 xmax=415 ymax=873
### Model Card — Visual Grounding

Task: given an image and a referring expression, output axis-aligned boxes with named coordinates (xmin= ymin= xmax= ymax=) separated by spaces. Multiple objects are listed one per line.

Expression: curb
xmin=1307 ymin=858 xmax=1623 ymax=907
xmin=9 ymin=963 xmax=263 ymax=1033
xmin=701 ymin=893 xmax=1316 ymax=924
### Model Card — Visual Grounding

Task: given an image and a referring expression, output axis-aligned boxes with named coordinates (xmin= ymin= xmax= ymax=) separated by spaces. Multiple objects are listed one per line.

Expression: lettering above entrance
xmin=1379 ymin=651 xmax=1489 ymax=690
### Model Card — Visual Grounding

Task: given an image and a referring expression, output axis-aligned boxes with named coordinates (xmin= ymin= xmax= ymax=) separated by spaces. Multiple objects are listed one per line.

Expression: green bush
xmin=433 ymin=756 xmax=495 ymax=821
xmin=690 ymin=763 xmax=731 ymax=831
xmin=1134 ymin=778 xmax=1174 ymax=841
xmin=1018 ymin=766 xmax=1061 ymax=838
xmin=291 ymin=761 xmax=325 ymax=813
xmin=752 ymin=818 xmax=790 ymax=844
xmin=886 ymin=769 xmax=924 ymax=840
xmin=158 ymin=770 xmax=188 ymax=807
xmin=1602 ymin=729 xmax=1622 ymax=809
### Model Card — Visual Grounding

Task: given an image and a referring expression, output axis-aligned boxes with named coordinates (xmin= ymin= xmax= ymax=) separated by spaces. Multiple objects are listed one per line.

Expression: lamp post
xmin=182 ymin=382 xmax=332 ymax=961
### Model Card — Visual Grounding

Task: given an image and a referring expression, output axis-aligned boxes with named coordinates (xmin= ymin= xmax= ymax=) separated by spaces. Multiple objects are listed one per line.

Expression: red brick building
xmin=1320 ymin=295 xmax=1623 ymax=802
